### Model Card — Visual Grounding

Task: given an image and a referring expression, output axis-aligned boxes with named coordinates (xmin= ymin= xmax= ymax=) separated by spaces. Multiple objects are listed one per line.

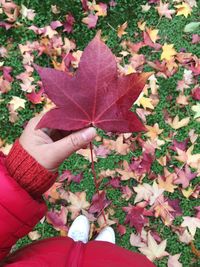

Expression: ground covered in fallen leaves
xmin=0 ymin=0 xmax=200 ymax=266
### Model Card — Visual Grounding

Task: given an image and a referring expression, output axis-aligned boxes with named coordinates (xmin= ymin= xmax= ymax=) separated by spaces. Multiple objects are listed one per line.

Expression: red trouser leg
xmin=3 ymin=237 xmax=155 ymax=267
xmin=82 ymin=240 xmax=156 ymax=267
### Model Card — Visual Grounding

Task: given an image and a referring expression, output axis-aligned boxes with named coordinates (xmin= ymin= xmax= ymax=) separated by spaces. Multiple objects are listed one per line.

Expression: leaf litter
xmin=0 ymin=0 xmax=200 ymax=265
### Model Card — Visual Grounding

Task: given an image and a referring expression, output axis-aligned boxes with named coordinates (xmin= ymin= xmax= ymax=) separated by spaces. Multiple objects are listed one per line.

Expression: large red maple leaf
xmin=34 ymin=32 xmax=151 ymax=133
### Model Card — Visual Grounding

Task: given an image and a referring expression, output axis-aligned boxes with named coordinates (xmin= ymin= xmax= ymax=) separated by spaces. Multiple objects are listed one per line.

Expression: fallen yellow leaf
xmin=0 ymin=143 xmax=13 ymax=155
xmin=137 ymin=21 xmax=146 ymax=31
xmin=175 ymin=2 xmax=192 ymax=18
xmin=192 ymin=103 xmax=200 ymax=119
xmin=146 ymin=27 xmax=160 ymax=43
xmin=103 ymin=135 xmax=130 ymax=155
xmin=141 ymin=3 xmax=151 ymax=13
xmin=136 ymin=94 xmax=154 ymax=110
xmin=9 ymin=96 xmax=26 ymax=111
xmin=28 ymin=230 xmax=41 ymax=241
xmin=93 ymin=4 xmax=107 ymax=17
xmin=154 ymin=200 xmax=175 ymax=225
xmin=117 ymin=21 xmax=128 ymax=38
xmin=158 ymin=172 xmax=177 ymax=193
xmin=168 ymin=115 xmax=190 ymax=130
xmin=145 ymin=123 xmax=164 ymax=140
xmin=161 ymin=43 xmax=177 ymax=61
xmin=76 ymin=147 xmax=97 ymax=162
xmin=157 ymin=156 xmax=167 ymax=166
xmin=68 ymin=191 xmax=90 ymax=220
xmin=148 ymin=74 xmax=159 ymax=95
xmin=181 ymin=187 xmax=194 ymax=198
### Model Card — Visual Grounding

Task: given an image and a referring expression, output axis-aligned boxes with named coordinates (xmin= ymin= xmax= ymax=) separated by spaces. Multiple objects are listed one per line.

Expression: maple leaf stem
xmin=89 ymin=142 xmax=98 ymax=189
xmin=89 ymin=142 xmax=107 ymax=223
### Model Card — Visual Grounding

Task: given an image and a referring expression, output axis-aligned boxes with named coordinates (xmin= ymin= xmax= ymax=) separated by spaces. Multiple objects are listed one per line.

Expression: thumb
xmin=50 ymin=127 xmax=97 ymax=160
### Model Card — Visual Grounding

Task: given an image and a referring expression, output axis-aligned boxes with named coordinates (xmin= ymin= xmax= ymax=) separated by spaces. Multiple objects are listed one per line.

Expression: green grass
xmin=1 ymin=1 xmax=200 ymax=266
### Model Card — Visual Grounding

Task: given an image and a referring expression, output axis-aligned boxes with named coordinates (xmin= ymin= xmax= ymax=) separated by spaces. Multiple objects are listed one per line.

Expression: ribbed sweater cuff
xmin=5 ymin=139 xmax=58 ymax=199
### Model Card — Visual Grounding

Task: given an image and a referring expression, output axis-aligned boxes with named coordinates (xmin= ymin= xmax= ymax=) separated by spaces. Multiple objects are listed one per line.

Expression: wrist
xmin=5 ymin=139 xmax=58 ymax=198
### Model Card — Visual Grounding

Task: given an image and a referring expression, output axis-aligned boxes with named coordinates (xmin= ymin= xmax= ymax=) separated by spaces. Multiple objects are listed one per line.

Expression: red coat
xmin=0 ymin=152 xmax=155 ymax=267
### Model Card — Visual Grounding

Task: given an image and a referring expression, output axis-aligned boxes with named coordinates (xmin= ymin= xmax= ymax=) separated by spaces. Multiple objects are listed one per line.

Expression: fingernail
xmin=82 ymin=127 xmax=97 ymax=141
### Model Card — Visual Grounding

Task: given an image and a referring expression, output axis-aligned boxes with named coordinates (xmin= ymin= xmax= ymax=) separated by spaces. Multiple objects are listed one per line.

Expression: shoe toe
xmin=95 ymin=226 xmax=116 ymax=244
xmin=68 ymin=215 xmax=90 ymax=242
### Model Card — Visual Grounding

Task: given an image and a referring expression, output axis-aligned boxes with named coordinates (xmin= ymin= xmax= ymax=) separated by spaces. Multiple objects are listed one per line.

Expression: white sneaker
xmin=95 ymin=226 xmax=115 ymax=244
xmin=68 ymin=215 xmax=90 ymax=243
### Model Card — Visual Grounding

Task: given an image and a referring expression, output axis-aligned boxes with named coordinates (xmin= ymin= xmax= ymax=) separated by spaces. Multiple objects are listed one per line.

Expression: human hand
xmin=19 ymin=115 xmax=96 ymax=172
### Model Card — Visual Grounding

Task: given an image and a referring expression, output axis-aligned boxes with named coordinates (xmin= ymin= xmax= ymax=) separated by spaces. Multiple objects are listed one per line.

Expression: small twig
xmin=155 ymin=17 xmax=162 ymax=28
xmin=106 ymin=22 xmax=117 ymax=31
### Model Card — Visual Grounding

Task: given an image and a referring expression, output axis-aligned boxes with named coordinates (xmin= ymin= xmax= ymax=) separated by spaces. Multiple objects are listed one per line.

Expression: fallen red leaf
xmin=50 ymin=20 xmax=63 ymax=30
xmin=0 ymin=21 xmax=13 ymax=30
xmin=143 ymin=31 xmax=162 ymax=51
xmin=167 ymin=199 xmax=182 ymax=217
xmin=123 ymin=204 xmax=152 ymax=233
xmin=192 ymin=87 xmax=200 ymax=100
xmin=46 ymin=206 xmax=68 ymax=231
xmin=195 ymin=206 xmax=200 ymax=219
xmin=82 ymin=14 xmax=98 ymax=29
xmin=107 ymin=177 xmax=121 ymax=189
xmin=81 ymin=0 xmax=89 ymax=11
xmin=89 ymin=191 xmax=111 ymax=214
xmin=169 ymin=138 xmax=189 ymax=152
xmin=117 ymin=224 xmax=126 ymax=236
xmin=26 ymin=87 xmax=44 ymax=104
xmin=58 ymin=170 xmax=83 ymax=184
xmin=130 ymin=152 xmax=154 ymax=176
xmin=192 ymin=34 xmax=200 ymax=44
xmin=63 ymin=13 xmax=75 ymax=33
xmin=2 ymin=66 xmax=13 ymax=82
xmin=174 ymin=165 xmax=197 ymax=188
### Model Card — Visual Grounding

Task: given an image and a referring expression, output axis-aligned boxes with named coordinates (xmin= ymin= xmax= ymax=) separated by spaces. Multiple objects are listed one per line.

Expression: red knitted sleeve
xmin=5 ymin=139 xmax=58 ymax=199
